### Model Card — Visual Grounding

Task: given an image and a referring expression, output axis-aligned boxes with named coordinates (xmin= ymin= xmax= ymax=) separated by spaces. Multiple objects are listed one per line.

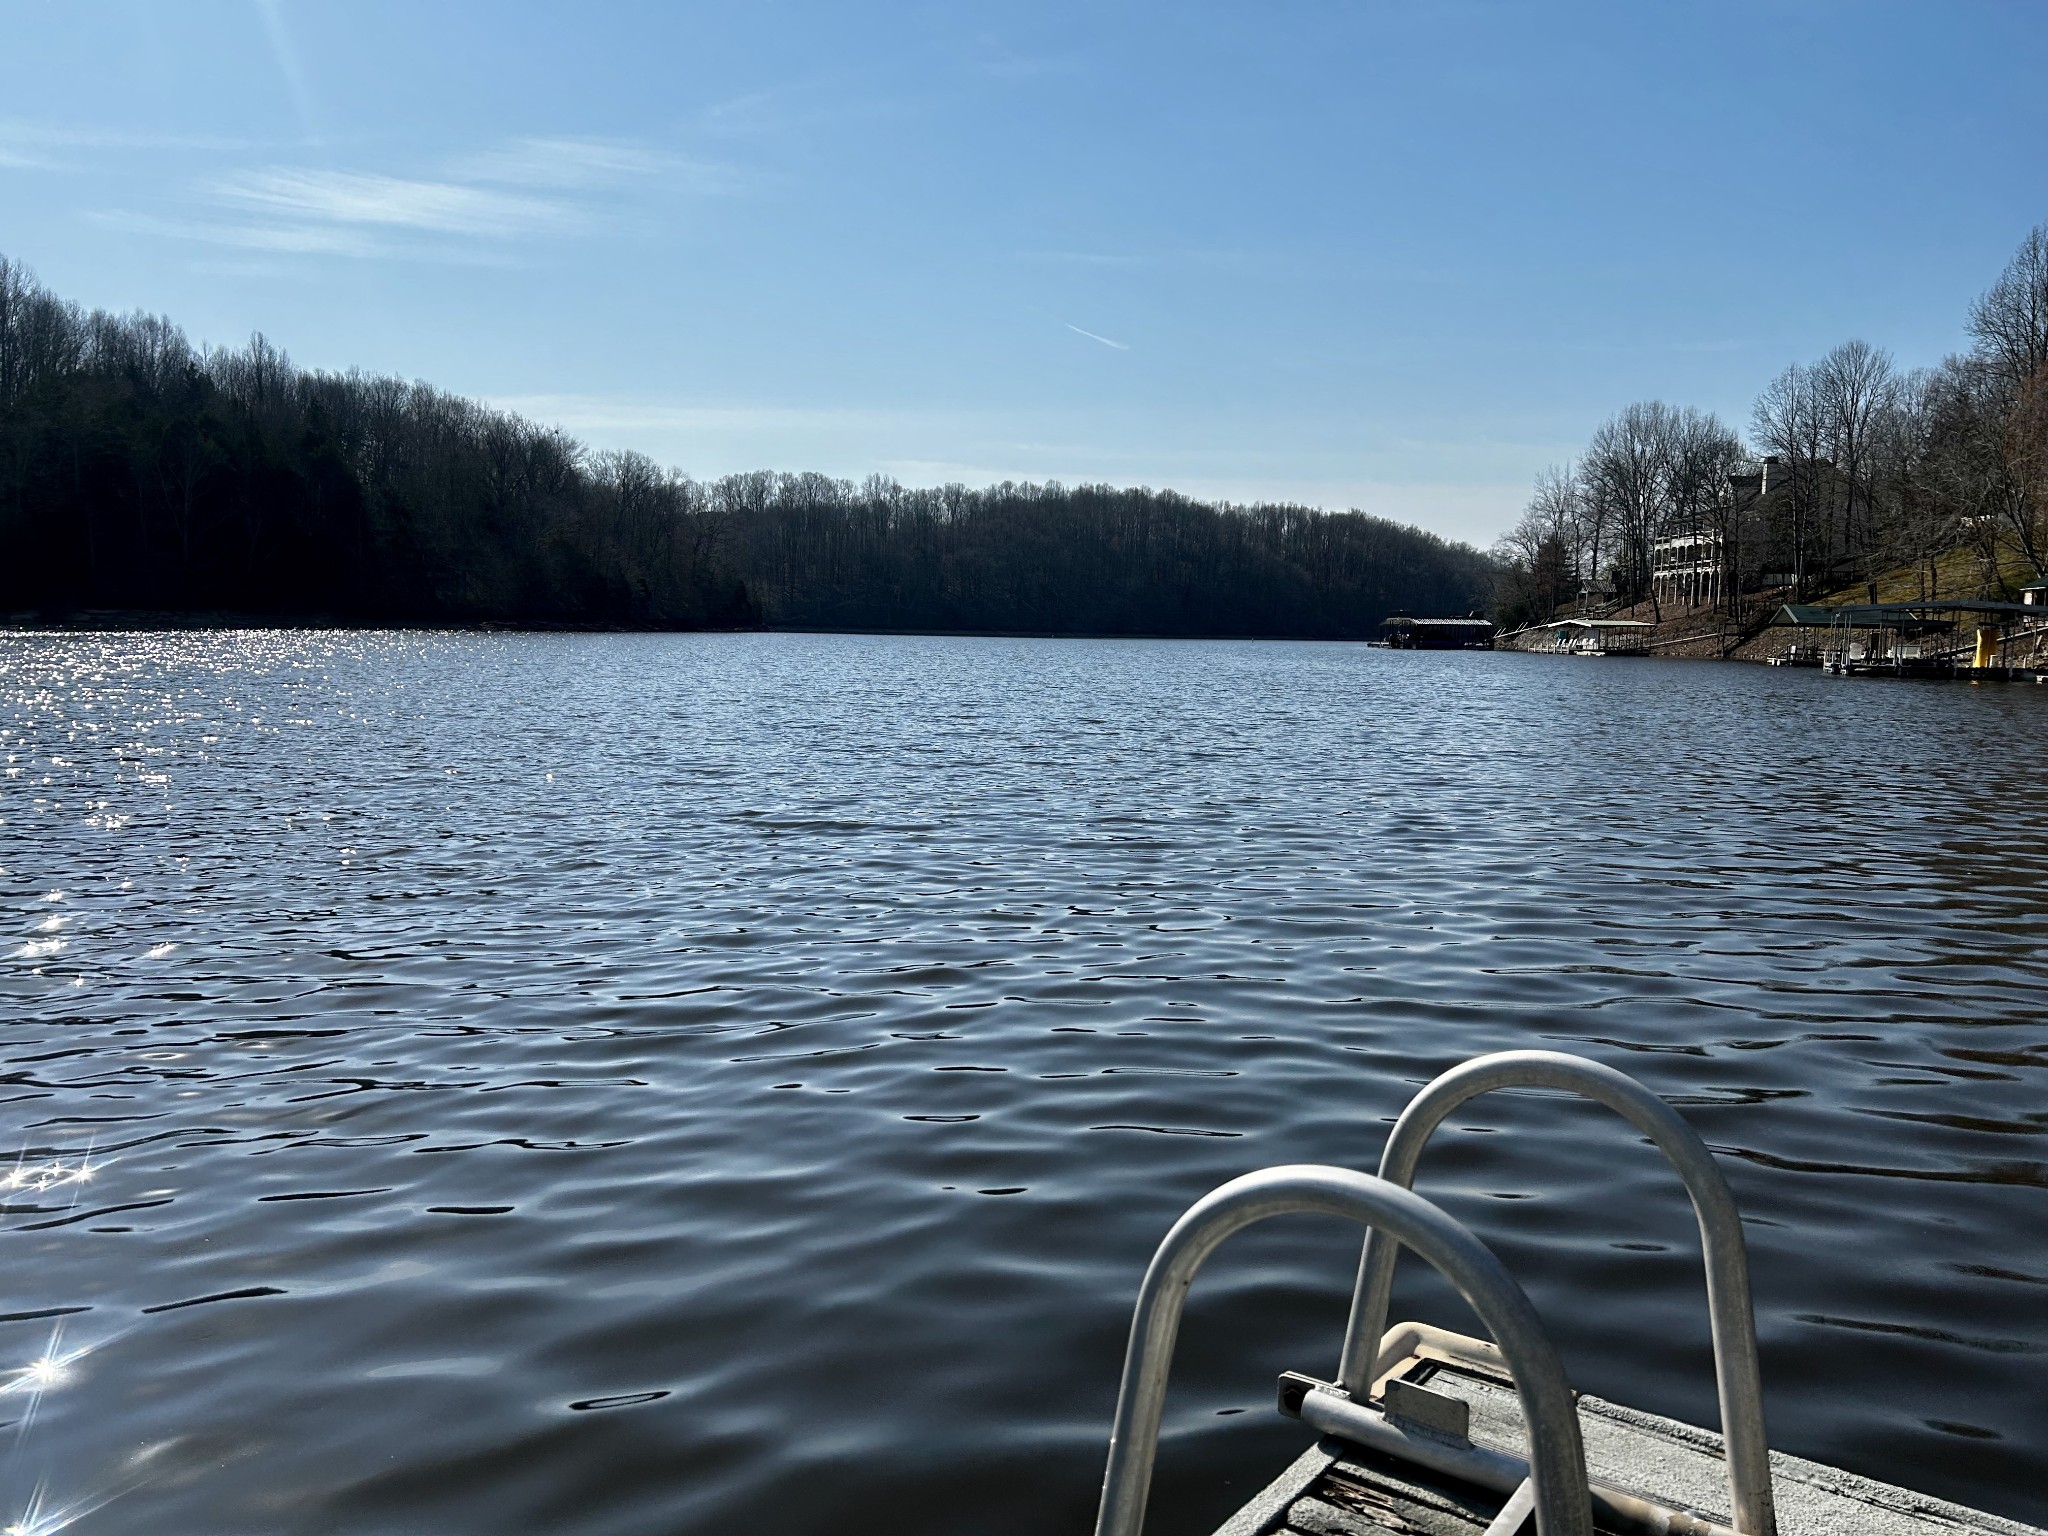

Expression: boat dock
xmin=1225 ymin=1349 xmax=2039 ymax=1536
xmin=1524 ymin=618 xmax=1655 ymax=656
xmin=1381 ymin=614 xmax=1498 ymax=649
xmin=1769 ymin=598 xmax=2048 ymax=681
xmin=1093 ymin=1051 xmax=2045 ymax=1536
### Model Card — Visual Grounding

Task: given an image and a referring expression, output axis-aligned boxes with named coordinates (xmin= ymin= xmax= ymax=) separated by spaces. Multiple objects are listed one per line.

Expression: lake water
xmin=3 ymin=631 xmax=2045 ymax=1535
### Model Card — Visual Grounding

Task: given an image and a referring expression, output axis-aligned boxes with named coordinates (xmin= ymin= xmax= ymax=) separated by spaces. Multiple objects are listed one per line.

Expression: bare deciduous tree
xmin=1969 ymin=222 xmax=2048 ymax=387
xmin=1811 ymin=339 xmax=1896 ymax=593
xmin=1750 ymin=365 xmax=1828 ymax=597
xmin=1663 ymin=407 xmax=1745 ymax=614
xmin=1584 ymin=401 xmax=1675 ymax=615
xmin=1491 ymin=463 xmax=1581 ymax=625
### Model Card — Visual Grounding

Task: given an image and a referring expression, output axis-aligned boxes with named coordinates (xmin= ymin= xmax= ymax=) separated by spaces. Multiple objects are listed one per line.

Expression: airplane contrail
xmin=1064 ymin=322 xmax=1129 ymax=351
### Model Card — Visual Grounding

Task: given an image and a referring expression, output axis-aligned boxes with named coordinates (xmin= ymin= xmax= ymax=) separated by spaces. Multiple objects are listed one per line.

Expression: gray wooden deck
xmin=1210 ymin=1357 xmax=2043 ymax=1536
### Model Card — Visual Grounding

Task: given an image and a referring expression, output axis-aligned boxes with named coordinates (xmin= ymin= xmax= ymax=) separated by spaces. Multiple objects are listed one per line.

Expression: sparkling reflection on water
xmin=2 ymin=631 xmax=2045 ymax=1535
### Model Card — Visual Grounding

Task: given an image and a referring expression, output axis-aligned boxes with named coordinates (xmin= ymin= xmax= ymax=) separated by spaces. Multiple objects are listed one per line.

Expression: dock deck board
xmin=1211 ymin=1357 xmax=2044 ymax=1536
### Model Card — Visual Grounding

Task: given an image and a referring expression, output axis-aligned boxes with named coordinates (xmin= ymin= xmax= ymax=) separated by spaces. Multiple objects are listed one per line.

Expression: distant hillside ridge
xmin=0 ymin=255 xmax=1492 ymax=636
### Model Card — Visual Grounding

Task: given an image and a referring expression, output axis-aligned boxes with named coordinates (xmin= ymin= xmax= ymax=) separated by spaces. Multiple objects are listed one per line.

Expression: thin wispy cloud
xmin=1064 ymin=322 xmax=1129 ymax=351
xmin=969 ymin=39 xmax=1087 ymax=81
xmin=210 ymin=168 xmax=579 ymax=237
xmin=110 ymin=134 xmax=740 ymax=261
xmin=447 ymin=136 xmax=734 ymax=192
xmin=1022 ymin=246 xmax=1255 ymax=271
xmin=0 ymin=120 xmax=249 ymax=172
xmin=87 ymin=208 xmax=523 ymax=267
xmin=697 ymin=79 xmax=918 ymax=143
xmin=1022 ymin=250 xmax=1151 ymax=268
xmin=455 ymin=137 xmax=662 ymax=188
xmin=701 ymin=89 xmax=784 ymax=139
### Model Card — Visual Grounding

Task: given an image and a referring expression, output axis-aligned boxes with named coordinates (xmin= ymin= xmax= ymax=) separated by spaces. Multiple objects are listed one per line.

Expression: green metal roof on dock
xmin=1774 ymin=599 xmax=2044 ymax=626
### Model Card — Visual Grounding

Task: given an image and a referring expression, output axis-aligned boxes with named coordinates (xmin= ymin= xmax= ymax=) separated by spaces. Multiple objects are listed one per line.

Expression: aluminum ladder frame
xmin=1338 ymin=1050 xmax=1777 ymax=1536
xmin=1092 ymin=1165 xmax=1596 ymax=1536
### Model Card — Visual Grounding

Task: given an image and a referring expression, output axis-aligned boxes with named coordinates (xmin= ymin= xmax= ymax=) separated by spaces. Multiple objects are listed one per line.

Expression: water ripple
xmin=2 ymin=631 xmax=2046 ymax=1533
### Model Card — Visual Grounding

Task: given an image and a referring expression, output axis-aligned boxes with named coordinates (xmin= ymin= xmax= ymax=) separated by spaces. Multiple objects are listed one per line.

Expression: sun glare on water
xmin=0 ymin=1159 xmax=97 ymax=1194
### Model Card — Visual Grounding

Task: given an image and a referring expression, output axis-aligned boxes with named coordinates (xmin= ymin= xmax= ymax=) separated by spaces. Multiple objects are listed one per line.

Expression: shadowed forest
xmin=0 ymin=256 xmax=1491 ymax=635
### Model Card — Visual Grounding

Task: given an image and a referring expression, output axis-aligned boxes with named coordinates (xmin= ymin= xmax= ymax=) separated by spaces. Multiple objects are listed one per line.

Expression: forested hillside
xmin=0 ymin=257 xmax=1491 ymax=636
xmin=1492 ymin=220 xmax=2048 ymax=626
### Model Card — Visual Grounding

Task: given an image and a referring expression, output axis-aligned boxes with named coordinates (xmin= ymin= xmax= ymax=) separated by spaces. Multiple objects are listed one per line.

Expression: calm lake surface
xmin=3 ymin=631 xmax=2046 ymax=1535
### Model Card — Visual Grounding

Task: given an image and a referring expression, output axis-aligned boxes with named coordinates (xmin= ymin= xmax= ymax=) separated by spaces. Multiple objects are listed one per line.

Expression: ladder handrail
xmin=1095 ymin=1165 xmax=1593 ymax=1536
xmin=1337 ymin=1050 xmax=1776 ymax=1536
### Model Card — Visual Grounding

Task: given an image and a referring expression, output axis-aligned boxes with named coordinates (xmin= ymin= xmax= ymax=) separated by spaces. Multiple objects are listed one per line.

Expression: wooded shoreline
xmin=1491 ymin=221 xmax=2047 ymax=633
xmin=0 ymin=254 xmax=1491 ymax=641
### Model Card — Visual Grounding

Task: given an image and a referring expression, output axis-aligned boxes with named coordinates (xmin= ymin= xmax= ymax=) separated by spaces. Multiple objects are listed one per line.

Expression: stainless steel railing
xmin=1337 ymin=1050 xmax=1776 ymax=1536
xmin=1093 ymin=1165 xmax=1593 ymax=1536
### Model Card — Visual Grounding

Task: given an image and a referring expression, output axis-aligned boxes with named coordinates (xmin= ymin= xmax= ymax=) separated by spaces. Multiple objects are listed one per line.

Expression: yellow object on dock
xmin=1975 ymin=627 xmax=1998 ymax=669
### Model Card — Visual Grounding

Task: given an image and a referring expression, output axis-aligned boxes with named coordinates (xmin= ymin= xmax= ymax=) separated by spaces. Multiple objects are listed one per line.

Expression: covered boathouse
xmin=1528 ymin=617 xmax=1654 ymax=655
xmin=1381 ymin=614 xmax=1496 ymax=649
xmin=1769 ymin=598 xmax=2048 ymax=678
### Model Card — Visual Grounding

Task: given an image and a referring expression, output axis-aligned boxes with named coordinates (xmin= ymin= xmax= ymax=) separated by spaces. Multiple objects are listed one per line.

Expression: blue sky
xmin=3 ymin=1 xmax=2045 ymax=545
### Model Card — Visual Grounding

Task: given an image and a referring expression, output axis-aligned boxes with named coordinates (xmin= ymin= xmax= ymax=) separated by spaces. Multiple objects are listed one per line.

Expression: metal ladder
xmin=1091 ymin=1050 xmax=1778 ymax=1536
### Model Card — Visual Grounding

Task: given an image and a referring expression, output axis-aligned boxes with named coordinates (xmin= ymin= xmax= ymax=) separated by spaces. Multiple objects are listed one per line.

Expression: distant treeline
xmin=0 ymin=255 xmax=1490 ymax=635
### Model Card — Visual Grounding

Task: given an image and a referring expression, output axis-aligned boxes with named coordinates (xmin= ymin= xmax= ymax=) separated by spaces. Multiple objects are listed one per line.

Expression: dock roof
xmin=1774 ymin=600 xmax=2040 ymax=626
